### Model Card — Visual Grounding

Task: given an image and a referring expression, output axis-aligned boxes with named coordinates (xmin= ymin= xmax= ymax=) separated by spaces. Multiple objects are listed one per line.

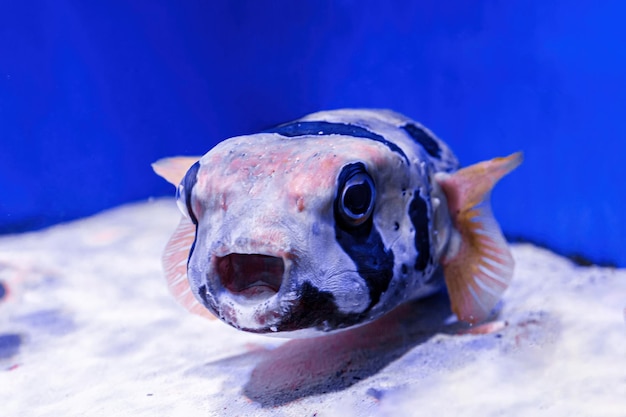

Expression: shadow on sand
xmin=240 ymin=290 xmax=464 ymax=407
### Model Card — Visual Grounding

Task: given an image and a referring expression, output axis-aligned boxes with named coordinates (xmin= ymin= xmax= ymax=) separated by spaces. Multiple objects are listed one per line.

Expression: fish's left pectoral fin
xmin=152 ymin=156 xmax=202 ymax=186
xmin=436 ymin=152 xmax=522 ymax=324
xmin=163 ymin=216 xmax=216 ymax=320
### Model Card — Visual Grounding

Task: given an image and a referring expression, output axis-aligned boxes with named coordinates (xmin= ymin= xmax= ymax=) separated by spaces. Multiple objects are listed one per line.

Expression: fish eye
xmin=339 ymin=172 xmax=376 ymax=226
xmin=175 ymin=183 xmax=190 ymax=219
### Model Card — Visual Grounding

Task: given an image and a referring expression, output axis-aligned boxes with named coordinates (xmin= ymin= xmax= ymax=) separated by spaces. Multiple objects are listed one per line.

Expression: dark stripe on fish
xmin=182 ymin=161 xmax=201 ymax=265
xmin=266 ymin=121 xmax=410 ymax=165
xmin=188 ymin=227 xmax=199 ymax=268
xmin=272 ymin=281 xmax=367 ymax=332
xmin=198 ymin=283 xmax=223 ymax=320
xmin=197 ymin=284 xmax=210 ymax=307
xmin=333 ymin=163 xmax=395 ymax=309
xmin=182 ymin=161 xmax=201 ymax=225
xmin=408 ymin=189 xmax=431 ymax=271
xmin=402 ymin=123 xmax=441 ymax=159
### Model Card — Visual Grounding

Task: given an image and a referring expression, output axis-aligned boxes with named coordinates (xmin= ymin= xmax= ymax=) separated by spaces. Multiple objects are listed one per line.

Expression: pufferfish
xmin=153 ymin=109 xmax=522 ymax=337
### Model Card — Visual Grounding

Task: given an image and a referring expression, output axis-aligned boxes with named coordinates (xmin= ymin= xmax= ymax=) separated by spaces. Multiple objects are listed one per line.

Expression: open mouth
xmin=216 ymin=253 xmax=285 ymax=300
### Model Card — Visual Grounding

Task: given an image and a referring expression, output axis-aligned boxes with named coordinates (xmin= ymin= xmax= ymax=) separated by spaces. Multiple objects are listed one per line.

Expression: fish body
xmin=153 ymin=109 xmax=522 ymax=337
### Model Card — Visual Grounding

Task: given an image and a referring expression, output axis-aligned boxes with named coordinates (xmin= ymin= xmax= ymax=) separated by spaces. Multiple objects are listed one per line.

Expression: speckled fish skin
xmin=154 ymin=109 xmax=522 ymax=337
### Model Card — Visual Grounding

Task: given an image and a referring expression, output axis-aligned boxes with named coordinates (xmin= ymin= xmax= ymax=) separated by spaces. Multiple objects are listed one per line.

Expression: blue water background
xmin=1 ymin=1 xmax=624 ymax=266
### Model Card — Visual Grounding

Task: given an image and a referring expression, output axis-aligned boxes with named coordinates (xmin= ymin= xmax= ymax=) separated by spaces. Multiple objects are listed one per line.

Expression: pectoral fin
xmin=435 ymin=152 xmax=523 ymax=324
xmin=162 ymin=216 xmax=215 ymax=320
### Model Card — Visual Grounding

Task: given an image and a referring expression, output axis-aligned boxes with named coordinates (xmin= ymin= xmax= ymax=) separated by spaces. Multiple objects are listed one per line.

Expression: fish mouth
xmin=216 ymin=253 xmax=285 ymax=301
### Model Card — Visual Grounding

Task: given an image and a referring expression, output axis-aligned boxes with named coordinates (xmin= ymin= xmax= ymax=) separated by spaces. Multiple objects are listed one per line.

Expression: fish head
xmin=175 ymin=133 xmax=429 ymax=335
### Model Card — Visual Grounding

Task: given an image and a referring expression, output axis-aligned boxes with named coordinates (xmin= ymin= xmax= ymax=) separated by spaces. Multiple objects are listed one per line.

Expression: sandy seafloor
xmin=0 ymin=199 xmax=624 ymax=417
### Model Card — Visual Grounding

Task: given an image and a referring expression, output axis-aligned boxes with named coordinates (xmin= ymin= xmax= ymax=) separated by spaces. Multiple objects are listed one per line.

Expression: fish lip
xmin=213 ymin=252 xmax=289 ymax=303
xmin=205 ymin=241 xmax=297 ymax=329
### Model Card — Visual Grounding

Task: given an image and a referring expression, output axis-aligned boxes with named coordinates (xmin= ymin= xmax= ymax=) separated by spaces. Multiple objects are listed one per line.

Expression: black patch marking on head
xmin=401 ymin=264 xmax=408 ymax=275
xmin=402 ymin=123 xmax=441 ymax=159
xmin=197 ymin=283 xmax=227 ymax=323
xmin=266 ymin=121 xmax=410 ymax=164
xmin=394 ymin=222 xmax=400 ymax=231
xmin=198 ymin=284 xmax=218 ymax=316
xmin=408 ymin=189 xmax=431 ymax=271
xmin=213 ymin=281 xmax=366 ymax=334
xmin=187 ymin=227 xmax=199 ymax=269
xmin=333 ymin=163 xmax=395 ymax=309
xmin=197 ymin=284 xmax=210 ymax=307
xmin=0 ymin=281 xmax=6 ymax=301
xmin=181 ymin=161 xmax=201 ymax=265
xmin=181 ymin=161 xmax=201 ymax=225
xmin=274 ymin=282 xmax=367 ymax=332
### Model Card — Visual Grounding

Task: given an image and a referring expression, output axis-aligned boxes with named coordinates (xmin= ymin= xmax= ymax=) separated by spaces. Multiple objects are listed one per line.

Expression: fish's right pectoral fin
xmin=436 ymin=152 xmax=522 ymax=324
xmin=152 ymin=156 xmax=202 ymax=186
xmin=163 ymin=216 xmax=216 ymax=320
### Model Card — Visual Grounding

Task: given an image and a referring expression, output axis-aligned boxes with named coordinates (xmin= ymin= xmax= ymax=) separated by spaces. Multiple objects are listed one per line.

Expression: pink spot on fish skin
xmin=259 ymin=231 xmax=290 ymax=251
xmin=296 ymin=196 xmax=305 ymax=212
xmin=193 ymin=200 xmax=203 ymax=216
xmin=283 ymin=251 xmax=297 ymax=262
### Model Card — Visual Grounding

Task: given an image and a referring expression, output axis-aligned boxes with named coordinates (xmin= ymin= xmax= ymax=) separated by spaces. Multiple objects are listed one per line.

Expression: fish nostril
xmin=216 ymin=253 xmax=284 ymax=300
